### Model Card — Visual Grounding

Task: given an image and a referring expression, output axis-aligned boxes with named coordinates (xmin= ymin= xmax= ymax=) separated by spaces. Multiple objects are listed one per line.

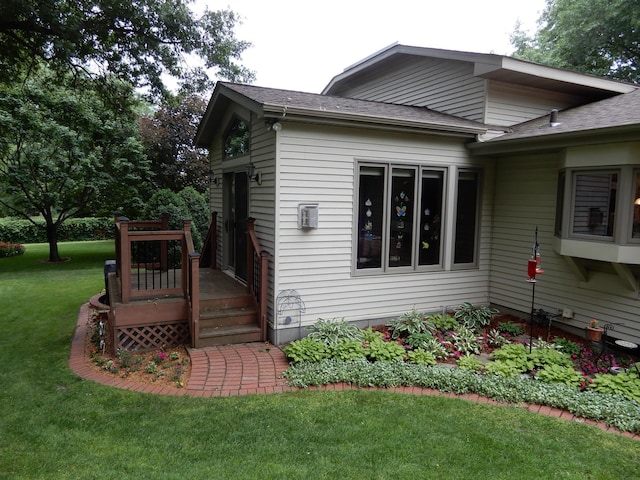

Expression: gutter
xmin=261 ymin=104 xmax=487 ymax=137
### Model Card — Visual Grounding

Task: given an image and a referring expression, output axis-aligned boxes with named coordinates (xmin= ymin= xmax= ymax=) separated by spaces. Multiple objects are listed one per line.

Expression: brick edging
xmin=69 ymin=303 xmax=640 ymax=440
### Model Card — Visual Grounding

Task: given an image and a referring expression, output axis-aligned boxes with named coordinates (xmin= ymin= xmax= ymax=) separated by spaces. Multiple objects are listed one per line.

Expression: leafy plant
xmin=448 ymin=325 xmax=482 ymax=356
xmin=457 ymin=354 xmax=484 ymax=372
xmin=454 ymin=302 xmax=498 ymax=331
xmin=307 ymin=317 xmax=363 ymax=346
xmin=485 ymin=328 xmax=510 ymax=348
xmin=328 ymin=339 xmax=367 ymax=362
xmin=406 ymin=348 xmax=437 ymax=366
xmin=427 ymin=313 xmax=458 ymax=331
xmin=386 ymin=308 xmax=435 ymax=339
xmin=406 ymin=333 xmax=449 ymax=359
xmin=485 ymin=359 xmax=524 ymax=377
xmin=283 ymin=337 xmax=328 ymax=364
xmin=552 ymin=337 xmax=581 ymax=356
xmin=535 ymin=364 xmax=585 ymax=388
xmin=361 ymin=326 xmax=385 ymax=343
xmin=591 ymin=370 xmax=640 ymax=402
xmin=365 ymin=338 xmax=406 ymax=362
xmin=496 ymin=321 xmax=525 ymax=337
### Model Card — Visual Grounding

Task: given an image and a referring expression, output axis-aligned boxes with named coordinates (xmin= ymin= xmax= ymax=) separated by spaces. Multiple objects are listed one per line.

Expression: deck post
xmin=246 ymin=217 xmax=256 ymax=296
xmin=188 ymin=252 xmax=200 ymax=348
xmin=211 ymin=212 xmax=218 ymax=269
xmin=118 ymin=218 xmax=131 ymax=304
xmin=259 ymin=250 xmax=268 ymax=341
xmin=182 ymin=219 xmax=192 ymax=295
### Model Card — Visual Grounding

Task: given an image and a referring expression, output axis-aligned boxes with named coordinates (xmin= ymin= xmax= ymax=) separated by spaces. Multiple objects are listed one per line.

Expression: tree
xmin=511 ymin=0 xmax=640 ymax=83
xmin=0 ymin=70 xmax=152 ymax=262
xmin=139 ymin=94 xmax=210 ymax=194
xmin=0 ymin=0 xmax=254 ymax=97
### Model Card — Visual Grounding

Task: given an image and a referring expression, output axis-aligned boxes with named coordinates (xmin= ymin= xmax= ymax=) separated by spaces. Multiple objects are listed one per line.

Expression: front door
xmin=224 ymin=171 xmax=248 ymax=282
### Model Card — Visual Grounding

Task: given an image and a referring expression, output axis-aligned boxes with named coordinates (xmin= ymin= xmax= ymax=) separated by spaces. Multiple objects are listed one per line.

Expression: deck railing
xmin=247 ymin=218 xmax=269 ymax=342
xmin=114 ymin=215 xmax=199 ymax=315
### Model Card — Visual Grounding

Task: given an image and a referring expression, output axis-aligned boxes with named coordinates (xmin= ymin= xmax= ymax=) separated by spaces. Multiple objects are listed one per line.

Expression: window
xmin=453 ymin=171 xmax=479 ymax=265
xmin=633 ymin=170 xmax=640 ymax=240
xmin=223 ymin=117 xmax=250 ymax=159
xmin=356 ymin=162 xmax=472 ymax=272
xmin=571 ymin=172 xmax=617 ymax=238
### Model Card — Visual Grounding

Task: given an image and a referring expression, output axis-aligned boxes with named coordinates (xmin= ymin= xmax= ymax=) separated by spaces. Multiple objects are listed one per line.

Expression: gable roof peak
xmin=323 ymin=44 xmax=635 ymax=97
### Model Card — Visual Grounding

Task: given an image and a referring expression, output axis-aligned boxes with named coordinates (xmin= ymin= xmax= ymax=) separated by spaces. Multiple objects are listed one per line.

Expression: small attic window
xmin=223 ymin=116 xmax=250 ymax=159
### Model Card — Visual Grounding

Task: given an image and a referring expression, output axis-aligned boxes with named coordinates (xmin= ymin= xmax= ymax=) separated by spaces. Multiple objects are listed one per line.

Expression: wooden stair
xmin=195 ymin=293 xmax=262 ymax=347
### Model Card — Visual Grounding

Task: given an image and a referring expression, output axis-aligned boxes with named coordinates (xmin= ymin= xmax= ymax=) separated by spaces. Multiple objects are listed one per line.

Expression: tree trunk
xmin=45 ymin=221 xmax=62 ymax=262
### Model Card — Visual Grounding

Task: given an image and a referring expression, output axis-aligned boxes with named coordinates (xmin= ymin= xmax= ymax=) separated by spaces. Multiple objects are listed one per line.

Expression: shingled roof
xmin=195 ymin=82 xmax=489 ymax=147
xmin=483 ymin=87 xmax=640 ymax=143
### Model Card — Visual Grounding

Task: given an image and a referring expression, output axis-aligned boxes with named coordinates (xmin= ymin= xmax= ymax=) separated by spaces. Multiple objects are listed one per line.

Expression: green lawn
xmin=1 ymin=242 xmax=639 ymax=479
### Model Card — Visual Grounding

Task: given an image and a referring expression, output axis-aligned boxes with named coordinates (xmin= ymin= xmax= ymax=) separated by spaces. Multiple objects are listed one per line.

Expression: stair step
xmin=200 ymin=294 xmax=254 ymax=312
xmin=199 ymin=306 xmax=257 ymax=328
xmin=197 ymin=324 xmax=262 ymax=347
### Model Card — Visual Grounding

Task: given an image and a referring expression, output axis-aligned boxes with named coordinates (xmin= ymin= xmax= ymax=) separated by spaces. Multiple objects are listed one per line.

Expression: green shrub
xmin=307 ymin=317 xmax=363 ymax=346
xmin=0 ymin=217 xmax=113 ymax=243
xmin=283 ymin=337 xmax=328 ymax=364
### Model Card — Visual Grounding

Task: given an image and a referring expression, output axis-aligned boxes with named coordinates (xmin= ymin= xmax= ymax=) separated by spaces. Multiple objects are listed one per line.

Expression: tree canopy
xmin=0 ymin=69 xmax=152 ymax=261
xmin=139 ymin=94 xmax=209 ymax=194
xmin=0 ymin=0 xmax=254 ymax=97
xmin=511 ymin=0 xmax=640 ymax=83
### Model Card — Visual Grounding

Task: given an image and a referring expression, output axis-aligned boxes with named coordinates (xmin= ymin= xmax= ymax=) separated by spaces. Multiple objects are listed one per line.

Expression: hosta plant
xmin=454 ymin=302 xmax=498 ymax=331
xmin=406 ymin=348 xmax=437 ymax=366
xmin=365 ymin=338 xmax=406 ymax=362
xmin=406 ymin=333 xmax=449 ymax=359
xmin=386 ymin=308 xmax=435 ymax=339
xmin=457 ymin=354 xmax=484 ymax=372
xmin=307 ymin=317 xmax=363 ymax=346
xmin=283 ymin=337 xmax=328 ymax=364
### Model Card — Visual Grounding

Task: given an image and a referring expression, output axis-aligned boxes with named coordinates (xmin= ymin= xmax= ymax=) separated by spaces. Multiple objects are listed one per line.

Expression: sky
xmin=196 ymin=0 xmax=547 ymax=93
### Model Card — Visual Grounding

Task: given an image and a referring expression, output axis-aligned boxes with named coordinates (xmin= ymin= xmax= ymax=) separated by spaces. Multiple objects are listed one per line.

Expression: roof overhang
xmin=323 ymin=44 xmax=635 ymax=97
xmin=195 ymin=83 xmax=487 ymax=147
xmin=468 ymin=124 xmax=640 ymax=157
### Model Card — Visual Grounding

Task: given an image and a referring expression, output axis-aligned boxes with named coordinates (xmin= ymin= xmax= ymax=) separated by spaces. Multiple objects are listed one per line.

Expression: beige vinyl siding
xmin=338 ymin=57 xmax=487 ymax=122
xmin=486 ymin=81 xmax=585 ymax=126
xmin=489 ymin=153 xmax=640 ymax=344
xmin=272 ymin=123 xmax=493 ymax=335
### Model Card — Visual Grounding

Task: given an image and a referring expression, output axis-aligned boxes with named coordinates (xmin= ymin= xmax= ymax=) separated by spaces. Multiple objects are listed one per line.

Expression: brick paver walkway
xmin=69 ymin=303 xmax=639 ymax=440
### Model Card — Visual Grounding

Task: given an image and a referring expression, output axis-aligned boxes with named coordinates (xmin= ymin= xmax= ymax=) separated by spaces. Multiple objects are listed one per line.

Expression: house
xmin=107 ymin=44 xmax=640 ymax=352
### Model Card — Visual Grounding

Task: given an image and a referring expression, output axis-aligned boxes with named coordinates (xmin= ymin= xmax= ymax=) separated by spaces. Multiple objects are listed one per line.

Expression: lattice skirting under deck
xmin=115 ymin=322 xmax=191 ymax=352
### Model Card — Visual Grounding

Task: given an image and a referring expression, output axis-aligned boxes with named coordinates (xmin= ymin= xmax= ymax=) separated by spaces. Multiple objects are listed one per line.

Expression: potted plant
xmin=586 ymin=319 xmax=604 ymax=342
